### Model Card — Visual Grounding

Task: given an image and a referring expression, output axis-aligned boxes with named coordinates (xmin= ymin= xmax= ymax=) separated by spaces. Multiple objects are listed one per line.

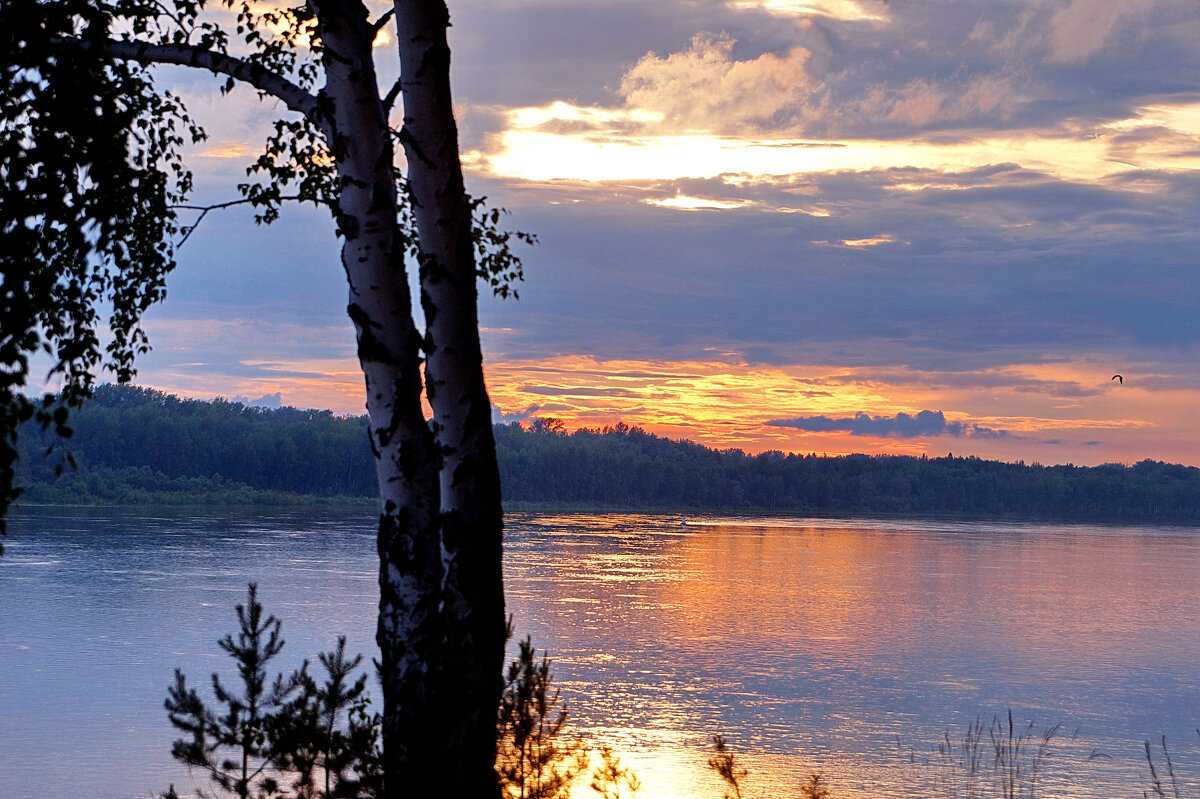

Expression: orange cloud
xmin=484 ymin=355 xmax=1179 ymax=464
xmin=127 ymin=350 xmax=1200 ymax=467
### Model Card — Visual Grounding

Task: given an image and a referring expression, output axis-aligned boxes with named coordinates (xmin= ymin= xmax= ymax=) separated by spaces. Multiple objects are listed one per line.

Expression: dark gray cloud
xmin=452 ymin=0 xmax=1200 ymax=140
xmin=153 ymin=0 xmax=1200 ymax=383
xmin=166 ymin=160 xmax=346 ymax=317
xmin=476 ymin=156 xmax=1200 ymax=373
xmin=767 ymin=410 xmax=1012 ymax=439
xmin=152 ymin=151 xmax=1200 ymax=389
xmin=452 ymin=1 xmax=769 ymax=109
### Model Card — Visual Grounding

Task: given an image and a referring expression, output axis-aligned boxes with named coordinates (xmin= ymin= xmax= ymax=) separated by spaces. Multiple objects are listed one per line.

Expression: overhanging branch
xmin=173 ymin=195 xmax=307 ymax=248
xmin=382 ymin=77 xmax=402 ymax=114
xmin=53 ymin=36 xmax=321 ymax=121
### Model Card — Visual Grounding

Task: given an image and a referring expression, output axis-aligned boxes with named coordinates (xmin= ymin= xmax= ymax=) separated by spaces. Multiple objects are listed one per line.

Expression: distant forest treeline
xmin=14 ymin=384 xmax=1200 ymax=522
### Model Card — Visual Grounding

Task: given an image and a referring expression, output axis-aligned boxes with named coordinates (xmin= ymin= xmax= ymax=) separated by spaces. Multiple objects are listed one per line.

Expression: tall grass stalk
xmin=932 ymin=712 xmax=1060 ymax=799
xmin=1144 ymin=736 xmax=1183 ymax=799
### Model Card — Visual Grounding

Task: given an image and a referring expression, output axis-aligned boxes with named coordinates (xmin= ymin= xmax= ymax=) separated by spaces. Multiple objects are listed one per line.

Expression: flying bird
xmin=1112 ymin=374 xmax=1123 ymax=384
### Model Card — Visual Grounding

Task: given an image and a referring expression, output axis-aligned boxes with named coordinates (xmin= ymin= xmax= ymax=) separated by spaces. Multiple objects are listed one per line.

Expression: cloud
xmin=131 ymin=0 xmax=1200 ymax=469
xmin=196 ymin=140 xmax=258 ymax=159
xmin=727 ymin=0 xmax=890 ymax=23
xmin=519 ymin=385 xmax=644 ymax=398
xmin=814 ymin=234 xmax=901 ymax=248
xmin=472 ymin=156 xmax=1200 ymax=378
xmin=617 ymin=33 xmax=813 ymax=134
xmin=474 ymin=94 xmax=1200 ymax=185
xmin=1046 ymin=0 xmax=1138 ymax=64
xmin=493 ymin=403 xmax=541 ymax=425
xmin=461 ymin=0 xmax=1200 ymax=158
xmin=646 ymin=194 xmax=758 ymax=211
xmin=231 ymin=392 xmax=283 ymax=409
xmin=767 ymin=410 xmax=1013 ymax=438
xmin=850 ymin=72 xmax=1021 ymax=129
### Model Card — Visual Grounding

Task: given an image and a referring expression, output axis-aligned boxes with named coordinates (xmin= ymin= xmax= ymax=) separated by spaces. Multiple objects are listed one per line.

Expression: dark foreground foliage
xmin=0 ymin=0 xmax=201 ymax=547
xmin=162 ymin=585 xmax=382 ymax=799
xmin=170 ymin=586 xmax=633 ymax=799
xmin=497 ymin=636 xmax=586 ymax=799
xmin=17 ymin=384 xmax=1200 ymax=523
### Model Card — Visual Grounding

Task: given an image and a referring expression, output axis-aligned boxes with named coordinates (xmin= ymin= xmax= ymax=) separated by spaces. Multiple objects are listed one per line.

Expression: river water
xmin=2 ymin=508 xmax=1200 ymax=798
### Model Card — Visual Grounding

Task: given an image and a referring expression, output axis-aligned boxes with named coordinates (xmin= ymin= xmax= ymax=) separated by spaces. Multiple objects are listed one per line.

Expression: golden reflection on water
xmin=504 ymin=514 xmax=1200 ymax=799
xmin=663 ymin=520 xmax=1200 ymax=664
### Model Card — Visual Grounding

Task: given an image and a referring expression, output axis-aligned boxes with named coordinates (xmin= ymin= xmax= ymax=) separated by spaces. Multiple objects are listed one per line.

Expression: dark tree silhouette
xmin=2 ymin=1 xmax=527 ymax=792
xmin=19 ymin=388 xmax=1200 ymax=523
xmin=164 ymin=584 xmax=382 ymax=799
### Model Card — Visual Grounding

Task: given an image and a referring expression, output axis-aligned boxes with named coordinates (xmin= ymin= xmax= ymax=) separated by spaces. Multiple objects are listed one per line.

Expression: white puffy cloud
xmin=617 ymin=33 xmax=814 ymax=134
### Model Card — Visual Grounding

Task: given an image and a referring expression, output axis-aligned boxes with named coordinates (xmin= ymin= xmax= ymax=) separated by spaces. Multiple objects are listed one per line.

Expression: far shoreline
xmin=12 ymin=496 xmax=1198 ymax=530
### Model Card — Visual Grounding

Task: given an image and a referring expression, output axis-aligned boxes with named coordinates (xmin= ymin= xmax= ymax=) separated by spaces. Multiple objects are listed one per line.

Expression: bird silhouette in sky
xmin=1112 ymin=374 xmax=1123 ymax=384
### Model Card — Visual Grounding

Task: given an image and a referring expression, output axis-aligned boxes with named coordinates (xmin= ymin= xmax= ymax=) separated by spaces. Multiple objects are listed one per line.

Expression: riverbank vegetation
xmin=16 ymin=385 xmax=1200 ymax=523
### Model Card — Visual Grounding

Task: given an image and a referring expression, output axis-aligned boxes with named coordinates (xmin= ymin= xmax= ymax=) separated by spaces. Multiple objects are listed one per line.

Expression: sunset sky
xmin=115 ymin=0 xmax=1200 ymax=465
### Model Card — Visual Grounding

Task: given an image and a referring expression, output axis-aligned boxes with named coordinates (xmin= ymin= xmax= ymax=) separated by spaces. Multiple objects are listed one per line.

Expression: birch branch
xmin=52 ymin=36 xmax=321 ymax=121
xmin=172 ymin=195 xmax=307 ymax=248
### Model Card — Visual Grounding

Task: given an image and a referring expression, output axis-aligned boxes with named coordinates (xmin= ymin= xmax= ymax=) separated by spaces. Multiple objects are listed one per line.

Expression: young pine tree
xmin=497 ymin=636 xmax=586 ymax=799
xmin=163 ymin=584 xmax=380 ymax=799
xmin=707 ymin=735 xmax=749 ymax=799
xmin=589 ymin=745 xmax=641 ymax=799
xmin=268 ymin=638 xmax=382 ymax=799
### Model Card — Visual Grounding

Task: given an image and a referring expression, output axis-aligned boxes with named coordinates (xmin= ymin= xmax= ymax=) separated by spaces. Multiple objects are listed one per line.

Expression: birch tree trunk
xmin=393 ymin=1 xmax=508 ymax=794
xmin=317 ymin=0 xmax=505 ymax=794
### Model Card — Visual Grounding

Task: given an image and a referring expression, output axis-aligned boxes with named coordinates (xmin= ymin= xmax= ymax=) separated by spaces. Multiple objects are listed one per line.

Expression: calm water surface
xmin=2 ymin=508 xmax=1199 ymax=798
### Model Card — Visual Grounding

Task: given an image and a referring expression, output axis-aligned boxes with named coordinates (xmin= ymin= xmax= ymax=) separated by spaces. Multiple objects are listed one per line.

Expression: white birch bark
xmin=393 ymin=1 xmax=507 ymax=794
